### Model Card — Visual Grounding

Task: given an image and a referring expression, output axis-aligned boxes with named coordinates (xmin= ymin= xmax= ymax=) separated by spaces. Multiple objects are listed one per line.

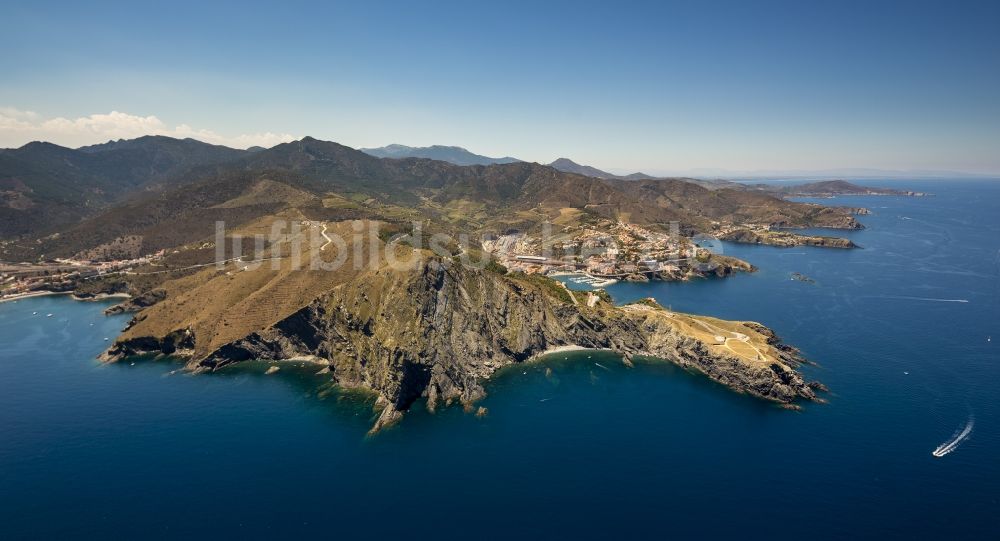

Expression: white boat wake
xmin=880 ymin=295 xmax=969 ymax=303
xmin=933 ymin=417 xmax=974 ymax=457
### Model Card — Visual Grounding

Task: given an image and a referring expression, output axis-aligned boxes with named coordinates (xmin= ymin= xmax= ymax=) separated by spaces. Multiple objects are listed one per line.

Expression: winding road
xmin=683 ymin=316 xmax=767 ymax=362
xmin=319 ymin=222 xmax=332 ymax=251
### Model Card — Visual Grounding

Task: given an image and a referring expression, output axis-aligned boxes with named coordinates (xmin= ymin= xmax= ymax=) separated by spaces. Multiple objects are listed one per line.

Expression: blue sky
xmin=2 ymin=0 xmax=998 ymax=174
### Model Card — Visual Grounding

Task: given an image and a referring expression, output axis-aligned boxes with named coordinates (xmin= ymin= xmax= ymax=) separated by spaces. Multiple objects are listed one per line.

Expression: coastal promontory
xmin=100 ymin=237 xmax=822 ymax=432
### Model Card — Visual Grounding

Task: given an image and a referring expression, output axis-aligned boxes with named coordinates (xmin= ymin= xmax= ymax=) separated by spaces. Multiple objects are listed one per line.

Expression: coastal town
xmin=483 ymin=219 xmax=750 ymax=284
xmin=0 ymin=251 xmax=164 ymax=302
xmin=2 ymin=218 xmax=756 ymax=302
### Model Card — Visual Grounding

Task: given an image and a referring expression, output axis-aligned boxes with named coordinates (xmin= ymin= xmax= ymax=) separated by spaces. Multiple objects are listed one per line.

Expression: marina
xmin=550 ymin=272 xmax=618 ymax=289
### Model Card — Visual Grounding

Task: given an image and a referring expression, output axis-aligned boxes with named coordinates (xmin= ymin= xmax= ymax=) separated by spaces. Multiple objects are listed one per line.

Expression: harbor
xmin=550 ymin=272 xmax=618 ymax=290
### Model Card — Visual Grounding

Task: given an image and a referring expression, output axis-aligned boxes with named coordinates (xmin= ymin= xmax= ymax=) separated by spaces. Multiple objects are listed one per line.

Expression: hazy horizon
xmin=4 ymin=133 xmax=997 ymax=180
xmin=2 ymin=1 xmax=999 ymax=175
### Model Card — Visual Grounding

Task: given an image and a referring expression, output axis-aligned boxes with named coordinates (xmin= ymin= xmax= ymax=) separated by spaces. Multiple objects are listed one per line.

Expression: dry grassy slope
xmin=604 ymin=179 xmax=861 ymax=229
xmin=104 ymin=249 xmax=820 ymax=433
xmin=11 ymin=172 xmax=372 ymax=261
xmin=114 ymin=236 xmax=797 ymax=381
xmin=210 ymin=178 xmax=318 ymax=209
xmin=627 ymin=306 xmax=784 ymax=369
xmin=120 ymin=219 xmax=380 ymax=359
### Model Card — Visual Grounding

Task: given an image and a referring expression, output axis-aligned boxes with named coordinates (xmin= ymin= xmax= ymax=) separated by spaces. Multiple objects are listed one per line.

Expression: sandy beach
xmin=0 ymin=291 xmax=71 ymax=305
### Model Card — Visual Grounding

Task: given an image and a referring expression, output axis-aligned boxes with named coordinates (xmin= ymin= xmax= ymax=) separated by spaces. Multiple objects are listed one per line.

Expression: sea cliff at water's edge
xmin=101 ymin=259 xmax=822 ymax=432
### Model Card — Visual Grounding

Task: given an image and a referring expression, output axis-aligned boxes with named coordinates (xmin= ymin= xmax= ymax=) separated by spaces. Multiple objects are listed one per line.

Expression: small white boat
xmin=46 ymin=313 xmax=53 ymax=317
xmin=932 ymin=418 xmax=974 ymax=458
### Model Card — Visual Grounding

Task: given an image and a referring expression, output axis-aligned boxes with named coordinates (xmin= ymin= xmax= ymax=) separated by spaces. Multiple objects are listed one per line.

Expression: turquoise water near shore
xmin=1 ymin=180 xmax=998 ymax=539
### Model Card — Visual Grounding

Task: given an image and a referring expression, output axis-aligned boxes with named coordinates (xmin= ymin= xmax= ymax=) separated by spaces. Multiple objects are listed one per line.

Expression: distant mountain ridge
xmin=2 ymin=135 xmax=888 ymax=246
xmin=680 ymin=167 xmax=993 ymax=180
xmin=4 ymin=135 xmax=866 ymax=263
xmin=746 ymin=179 xmax=928 ymax=197
xmin=547 ymin=157 xmax=740 ymax=190
xmin=548 ymin=157 xmax=662 ymax=181
xmin=360 ymin=144 xmax=520 ymax=166
xmin=0 ymin=136 xmax=250 ymax=237
xmin=547 ymin=157 xmax=619 ymax=179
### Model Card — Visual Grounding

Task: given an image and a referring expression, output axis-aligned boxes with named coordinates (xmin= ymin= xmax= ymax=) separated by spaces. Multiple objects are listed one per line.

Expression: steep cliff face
xmin=770 ymin=212 xmax=863 ymax=230
xmin=102 ymin=258 xmax=821 ymax=432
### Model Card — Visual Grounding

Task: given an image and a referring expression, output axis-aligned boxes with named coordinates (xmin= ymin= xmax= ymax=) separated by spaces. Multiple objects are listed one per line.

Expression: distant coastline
xmin=0 ymin=290 xmax=71 ymax=304
xmin=0 ymin=290 xmax=130 ymax=305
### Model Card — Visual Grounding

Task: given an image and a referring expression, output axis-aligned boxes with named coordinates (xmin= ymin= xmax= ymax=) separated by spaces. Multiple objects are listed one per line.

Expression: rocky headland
xmin=100 ymin=256 xmax=822 ymax=433
xmin=719 ymin=229 xmax=858 ymax=249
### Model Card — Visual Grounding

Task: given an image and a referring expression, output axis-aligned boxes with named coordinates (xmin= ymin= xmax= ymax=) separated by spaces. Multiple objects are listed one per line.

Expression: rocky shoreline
xmin=102 ymin=289 xmax=165 ymax=315
xmin=101 ymin=259 xmax=824 ymax=433
xmin=719 ymin=229 xmax=857 ymax=249
xmin=615 ymin=254 xmax=756 ymax=283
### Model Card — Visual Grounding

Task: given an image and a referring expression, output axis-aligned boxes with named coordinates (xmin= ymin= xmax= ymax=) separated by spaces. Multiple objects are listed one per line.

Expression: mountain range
xmin=361 ymin=144 xmax=750 ymax=193
xmin=362 ymin=145 xmax=663 ymax=180
xmin=546 ymin=157 xmax=648 ymax=180
xmin=0 ymin=136 xmax=251 ymax=237
xmin=0 ymin=136 xmax=864 ymax=261
xmin=360 ymin=144 xmax=519 ymax=166
xmin=3 ymin=136 xmax=916 ymax=245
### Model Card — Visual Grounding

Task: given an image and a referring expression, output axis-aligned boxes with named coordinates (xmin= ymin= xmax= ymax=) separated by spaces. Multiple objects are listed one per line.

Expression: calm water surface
xmin=1 ymin=180 xmax=998 ymax=539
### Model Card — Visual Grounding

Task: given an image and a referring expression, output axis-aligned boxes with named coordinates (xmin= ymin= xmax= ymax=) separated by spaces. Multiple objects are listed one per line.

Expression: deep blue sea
xmin=2 ymin=180 xmax=998 ymax=539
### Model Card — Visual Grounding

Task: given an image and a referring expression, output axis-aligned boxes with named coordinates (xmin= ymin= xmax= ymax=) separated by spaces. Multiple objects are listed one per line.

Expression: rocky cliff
xmin=719 ymin=229 xmax=857 ymax=249
xmin=102 ymin=258 xmax=821 ymax=432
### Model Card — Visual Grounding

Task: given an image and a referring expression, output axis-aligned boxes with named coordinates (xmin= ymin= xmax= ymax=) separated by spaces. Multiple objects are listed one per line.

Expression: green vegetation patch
xmin=485 ymin=259 xmax=508 ymax=275
xmin=510 ymin=272 xmax=572 ymax=304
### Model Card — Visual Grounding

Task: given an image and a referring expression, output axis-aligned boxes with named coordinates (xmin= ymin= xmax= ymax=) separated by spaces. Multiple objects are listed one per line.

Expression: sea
xmin=1 ymin=180 xmax=998 ymax=539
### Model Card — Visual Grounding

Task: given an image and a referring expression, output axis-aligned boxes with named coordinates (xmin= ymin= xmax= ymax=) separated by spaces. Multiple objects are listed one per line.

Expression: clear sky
xmin=2 ymin=0 xmax=998 ymax=175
